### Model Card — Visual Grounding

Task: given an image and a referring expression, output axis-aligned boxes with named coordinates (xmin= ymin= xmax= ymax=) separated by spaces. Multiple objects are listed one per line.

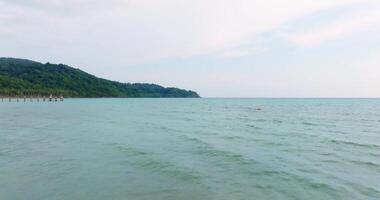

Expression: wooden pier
xmin=0 ymin=94 xmax=64 ymax=102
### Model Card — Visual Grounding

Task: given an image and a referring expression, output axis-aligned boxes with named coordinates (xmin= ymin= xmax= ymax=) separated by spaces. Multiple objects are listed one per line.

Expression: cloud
xmin=0 ymin=0 xmax=362 ymax=64
xmin=283 ymin=6 xmax=380 ymax=46
xmin=220 ymin=50 xmax=251 ymax=59
xmin=0 ymin=0 xmax=124 ymax=15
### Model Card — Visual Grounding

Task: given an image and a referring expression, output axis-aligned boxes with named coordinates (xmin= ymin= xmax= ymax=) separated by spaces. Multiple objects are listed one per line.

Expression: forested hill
xmin=0 ymin=58 xmax=200 ymax=98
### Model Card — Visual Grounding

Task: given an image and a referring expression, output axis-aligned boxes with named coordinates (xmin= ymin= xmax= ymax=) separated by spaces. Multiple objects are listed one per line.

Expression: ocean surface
xmin=0 ymin=98 xmax=379 ymax=200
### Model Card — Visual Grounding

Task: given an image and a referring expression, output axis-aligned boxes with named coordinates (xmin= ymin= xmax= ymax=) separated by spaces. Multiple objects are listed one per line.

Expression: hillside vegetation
xmin=0 ymin=58 xmax=199 ymax=98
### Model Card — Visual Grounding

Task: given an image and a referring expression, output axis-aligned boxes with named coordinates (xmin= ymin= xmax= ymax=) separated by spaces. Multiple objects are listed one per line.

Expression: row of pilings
xmin=1 ymin=95 xmax=64 ymax=102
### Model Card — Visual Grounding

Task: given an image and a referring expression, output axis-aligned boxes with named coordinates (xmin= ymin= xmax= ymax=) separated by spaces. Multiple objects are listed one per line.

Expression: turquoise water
xmin=0 ymin=98 xmax=379 ymax=200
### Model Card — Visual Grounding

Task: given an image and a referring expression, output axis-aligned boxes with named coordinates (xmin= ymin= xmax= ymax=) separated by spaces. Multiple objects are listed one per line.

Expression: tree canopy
xmin=0 ymin=58 xmax=200 ymax=98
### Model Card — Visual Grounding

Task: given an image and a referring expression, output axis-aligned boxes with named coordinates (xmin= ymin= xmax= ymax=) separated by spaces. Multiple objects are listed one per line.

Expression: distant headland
xmin=0 ymin=57 xmax=200 ymax=98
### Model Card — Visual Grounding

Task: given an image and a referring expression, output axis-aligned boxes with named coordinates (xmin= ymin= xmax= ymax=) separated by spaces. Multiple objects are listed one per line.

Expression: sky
xmin=0 ymin=0 xmax=379 ymax=97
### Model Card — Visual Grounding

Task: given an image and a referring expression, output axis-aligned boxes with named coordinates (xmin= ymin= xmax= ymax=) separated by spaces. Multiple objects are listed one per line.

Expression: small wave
xmin=195 ymin=146 xmax=252 ymax=166
xmin=325 ymin=129 xmax=348 ymax=135
xmin=360 ymin=119 xmax=378 ymax=122
xmin=182 ymin=135 xmax=253 ymax=166
xmin=330 ymin=140 xmax=380 ymax=148
xmin=136 ymin=158 xmax=202 ymax=183
xmin=115 ymin=145 xmax=147 ymax=156
xmin=301 ymin=122 xmax=319 ymax=126
xmin=349 ymin=160 xmax=380 ymax=168
xmin=309 ymin=182 xmax=334 ymax=190
xmin=159 ymin=126 xmax=171 ymax=132
xmin=178 ymin=135 xmax=210 ymax=146
xmin=237 ymin=116 xmax=251 ymax=122
xmin=157 ymin=125 xmax=186 ymax=134
xmin=114 ymin=140 xmax=204 ymax=183
xmin=263 ymin=141 xmax=285 ymax=147
xmin=221 ymin=135 xmax=244 ymax=141
xmin=252 ymin=119 xmax=267 ymax=122
xmin=250 ymin=119 xmax=282 ymax=124
xmin=321 ymin=159 xmax=339 ymax=164
xmin=369 ymin=152 xmax=380 ymax=157
xmin=247 ymin=124 xmax=262 ymax=130
xmin=237 ymin=106 xmax=259 ymax=111
xmin=245 ymin=169 xmax=286 ymax=179
xmin=318 ymin=152 xmax=336 ymax=156
xmin=246 ymin=168 xmax=341 ymax=197
xmin=346 ymin=181 xmax=380 ymax=198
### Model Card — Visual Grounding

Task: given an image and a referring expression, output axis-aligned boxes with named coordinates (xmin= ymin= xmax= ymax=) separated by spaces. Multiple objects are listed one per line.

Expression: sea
xmin=0 ymin=98 xmax=379 ymax=200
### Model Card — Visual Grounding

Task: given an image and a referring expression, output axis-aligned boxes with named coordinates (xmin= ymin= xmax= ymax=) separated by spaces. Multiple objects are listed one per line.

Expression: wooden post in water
xmin=49 ymin=94 xmax=52 ymax=102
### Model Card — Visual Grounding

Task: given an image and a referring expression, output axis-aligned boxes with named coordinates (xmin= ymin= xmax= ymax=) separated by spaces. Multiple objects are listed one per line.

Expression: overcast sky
xmin=1 ymin=0 xmax=379 ymax=97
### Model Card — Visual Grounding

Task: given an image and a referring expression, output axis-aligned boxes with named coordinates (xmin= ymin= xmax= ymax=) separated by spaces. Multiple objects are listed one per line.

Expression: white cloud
xmin=283 ymin=6 xmax=380 ymax=46
xmin=220 ymin=49 xmax=251 ymax=59
xmin=0 ymin=0 xmax=362 ymax=64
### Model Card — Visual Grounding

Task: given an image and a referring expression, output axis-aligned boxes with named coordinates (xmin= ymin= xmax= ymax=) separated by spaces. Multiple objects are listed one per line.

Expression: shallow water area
xmin=1 ymin=98 xmax=379 ymax=200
